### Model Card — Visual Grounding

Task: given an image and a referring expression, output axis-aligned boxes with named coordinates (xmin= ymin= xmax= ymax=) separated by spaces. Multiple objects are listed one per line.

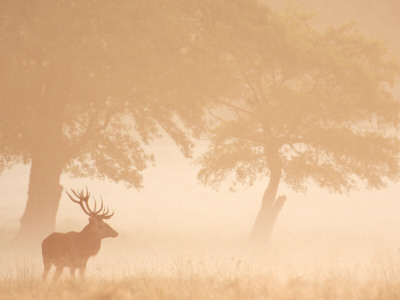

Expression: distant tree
xmin=197 ymin=4 xmax=400 ymax=245
xmin=0 ymin=0 xmax=216 ymax=245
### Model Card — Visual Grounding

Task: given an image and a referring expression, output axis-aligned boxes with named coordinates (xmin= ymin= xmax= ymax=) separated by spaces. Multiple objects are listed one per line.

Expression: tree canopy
xmin=1 ymin=0 xmax=399 ymax=245
xmin=198 ymin=7 xmax=400 ymax=194
xmin=0 ymin=0 xmax=222 ymax=243
xmin=0 ymin=0 xmax=212 ymax=188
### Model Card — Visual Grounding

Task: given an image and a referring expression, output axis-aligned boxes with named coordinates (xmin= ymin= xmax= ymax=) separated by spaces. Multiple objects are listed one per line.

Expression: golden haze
xmin=0 ymin=0 xmax=400 ymax=299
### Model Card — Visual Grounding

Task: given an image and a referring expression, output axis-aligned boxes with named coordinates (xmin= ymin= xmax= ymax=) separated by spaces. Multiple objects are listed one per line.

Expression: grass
xmin=1 ymin=257 xmax=400 ymax=300
xmin=1 ymin=228 xmax=400 ymax=300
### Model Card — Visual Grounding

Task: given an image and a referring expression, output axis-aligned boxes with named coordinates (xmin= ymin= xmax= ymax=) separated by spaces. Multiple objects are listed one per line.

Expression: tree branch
xmin=241 ymin=71 xmax=262 ymax=108
xmin=217 ymin=100 xmax=256 ymax=116
xmin=73 ymin=117 xmax=88 ymax=130
xmin=208 ymin=110 xmax=230 ymax=124
xmin=287 ymin=143 xmax=303 ymax=156
xmin=67 ymin=108 xmax=116 ymax=159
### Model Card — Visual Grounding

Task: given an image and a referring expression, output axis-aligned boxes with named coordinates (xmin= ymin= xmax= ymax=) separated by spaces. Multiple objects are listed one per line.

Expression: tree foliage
xmin=0 ymin=0 xmax=232 ymax=243
xmin=197 ymin=4 xmax=400 ymax=194
xmin=0 ymin=0 xmax=213 ymax=188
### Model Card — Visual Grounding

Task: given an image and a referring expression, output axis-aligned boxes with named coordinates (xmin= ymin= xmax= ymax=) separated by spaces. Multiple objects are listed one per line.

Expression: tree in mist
xmin=197 ymin=4 xmax=400 ymax=245
xmin=0 ymin=0 xmax=218 ymax=245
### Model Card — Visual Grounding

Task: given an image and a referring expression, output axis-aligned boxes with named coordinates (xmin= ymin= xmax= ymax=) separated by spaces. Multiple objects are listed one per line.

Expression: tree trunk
xmin=14 ymin=152 xmax=65 ymax=247
xmin=14 ymin=99 xmax=68 ymax=247
xmin=12 ymin=63 xmax=73 ymax=247
xmin=249 ymin=163 xmax=286 ymax=247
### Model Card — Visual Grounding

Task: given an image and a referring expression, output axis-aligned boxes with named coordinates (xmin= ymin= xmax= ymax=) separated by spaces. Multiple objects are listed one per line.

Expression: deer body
xmin=42 ymin=188 xmax=118 ymax=281
xmin=43 ymin=231 xmax=100 ymax=267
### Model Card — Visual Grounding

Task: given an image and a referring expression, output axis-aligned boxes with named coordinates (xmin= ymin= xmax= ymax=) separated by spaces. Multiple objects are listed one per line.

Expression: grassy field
xmin=1 ymin=256 xmax=400 ymax=300
xmin=1 ymin=228 xmax=400 ymax=300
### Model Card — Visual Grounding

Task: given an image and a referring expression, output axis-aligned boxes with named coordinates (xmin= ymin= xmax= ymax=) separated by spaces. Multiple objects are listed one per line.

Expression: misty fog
xmin=1 ymin=1 xmax=400 ymax=299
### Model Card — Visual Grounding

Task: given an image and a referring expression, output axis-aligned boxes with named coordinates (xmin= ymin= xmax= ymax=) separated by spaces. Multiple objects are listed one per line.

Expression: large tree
xmin=197 ymin=4 xmax=400 ymax=246
xmin=0 ymin=0 xmax=215 ymax=245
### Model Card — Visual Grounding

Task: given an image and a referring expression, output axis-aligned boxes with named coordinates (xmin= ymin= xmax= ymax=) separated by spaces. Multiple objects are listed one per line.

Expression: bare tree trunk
xmin=14 ymin=152 xmax=65 ymax=247
xmin=14 ymin=101 xmax=68 ymax=247
xmin=249 ymin=163 xmax=286 ymax=247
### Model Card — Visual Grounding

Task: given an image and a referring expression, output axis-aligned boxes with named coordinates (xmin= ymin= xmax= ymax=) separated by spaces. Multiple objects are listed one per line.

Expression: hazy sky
xmin=267 ymin=0 xmax=400 ymax=53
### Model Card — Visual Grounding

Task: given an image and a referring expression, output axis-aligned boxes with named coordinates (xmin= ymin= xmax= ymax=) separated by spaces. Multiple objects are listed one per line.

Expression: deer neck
xmin=78 ymin=225 xmax=102 ymax=256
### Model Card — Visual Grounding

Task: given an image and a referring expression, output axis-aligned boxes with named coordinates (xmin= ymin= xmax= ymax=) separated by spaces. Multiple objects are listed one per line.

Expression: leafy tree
xmin=197 ymin=4 xmax=400 ymax=245
xmin=0 ymin=0 xmax=214 ymax=245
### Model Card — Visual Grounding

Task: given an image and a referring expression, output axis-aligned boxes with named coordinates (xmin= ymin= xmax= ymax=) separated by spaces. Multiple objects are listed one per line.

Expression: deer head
xmin=66 ymin=187 xmax=118 ymax=239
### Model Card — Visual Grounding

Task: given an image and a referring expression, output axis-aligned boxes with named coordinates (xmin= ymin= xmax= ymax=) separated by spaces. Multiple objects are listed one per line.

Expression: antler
xmin=94 ymin=197 xmax=114 ymax=219
xmin=66 ymin=187 xmax=114 ymax=219
xmin=66 ymin=187 xmax=93 ymax=217
xmin=92 ymin=195 xmax=114 ymax=219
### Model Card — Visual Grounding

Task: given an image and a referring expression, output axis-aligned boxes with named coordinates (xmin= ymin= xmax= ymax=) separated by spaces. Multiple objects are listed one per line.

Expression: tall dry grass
xmin=1 ymin=254 xmax=400 ymax=300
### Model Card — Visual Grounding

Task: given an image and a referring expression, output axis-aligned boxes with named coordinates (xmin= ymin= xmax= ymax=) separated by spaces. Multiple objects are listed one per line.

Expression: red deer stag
xmin=41 ymin=188 xmax=118 ymax=281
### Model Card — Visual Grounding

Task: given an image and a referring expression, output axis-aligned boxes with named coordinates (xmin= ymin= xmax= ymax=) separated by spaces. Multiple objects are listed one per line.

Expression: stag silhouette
xmin=42 ymin=188 xmax=118 ymax=281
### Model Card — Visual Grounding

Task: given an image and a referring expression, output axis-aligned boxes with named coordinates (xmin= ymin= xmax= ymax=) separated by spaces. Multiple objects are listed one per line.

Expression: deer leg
xmin=78 ymin=264 xmax=86 ymax=280
xmin=53 ymin=266 xmax=63 ymax=281
xmin=70 ymin=267 xmax=76 ymax=279
xmin=42 ymin=261 xmax=51 ymax=282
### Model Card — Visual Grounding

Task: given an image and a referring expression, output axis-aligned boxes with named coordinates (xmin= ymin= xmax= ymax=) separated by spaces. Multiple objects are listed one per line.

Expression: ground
xmin=1 ymin=256 xmax=400 ymax=300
